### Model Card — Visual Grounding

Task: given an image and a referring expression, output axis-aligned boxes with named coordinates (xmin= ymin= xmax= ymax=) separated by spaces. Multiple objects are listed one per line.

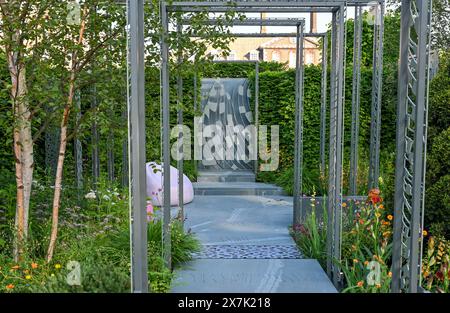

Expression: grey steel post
xmin=319 ymin=33 xmax=328 ymax=177
xmin=332 ymin=5 xmax=345 ymax=288
xmin=91 ymin=85 xmax=100 ymax=186
xmin=254 ymin=61 xmax=259 ymax=175
xmin=349 ymin=5 xmax=363 ymax=195
xmin=127 ymin=0 xmax=148 ymax=293
xmin=368 ymin=1 xmax=384 ymax=189
xmin=391 ymin=0 xmax=410 ymax=293
xmin=407 ymin=0 xmax=430 ymax=293
xmin=122 ymin=108 xmax=129 ymax=187
xmin=74 ymin=90 xmax=83 ymax=192
xmin=107 ymin=109 xmax=115 ymax=182
xmin=193 ymin=64 xmax=198 ymax=174
xmin=176 ymin=22 xmax=184 ymax=225
xmin=326 ymin=12 xmax=338 ymax=279
xmin=160 ymin=1 xmax=172 ymax=269
xmin=293 ymin=22 xmax=305 ymax=226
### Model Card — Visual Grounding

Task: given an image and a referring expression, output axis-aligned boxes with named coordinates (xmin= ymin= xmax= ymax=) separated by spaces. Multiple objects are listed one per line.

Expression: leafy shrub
xmin=422 ymin=235 xmax=450 ymax=293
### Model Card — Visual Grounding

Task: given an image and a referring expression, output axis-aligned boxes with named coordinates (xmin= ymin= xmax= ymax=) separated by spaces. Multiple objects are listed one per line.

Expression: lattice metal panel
xmin=349 ymin=5 xmax=363 ymax=195
xmin=392 ymin=0 xmax=432 ymax=293
xmin=319 ymin=33 xmax=328 ymax=176
xmin=368 ymin=1 xmax=384 ymax=189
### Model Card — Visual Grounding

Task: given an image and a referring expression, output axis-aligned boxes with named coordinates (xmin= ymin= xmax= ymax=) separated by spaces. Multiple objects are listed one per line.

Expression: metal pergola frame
xmin=126 ymin=0 xmax=433 ymax=294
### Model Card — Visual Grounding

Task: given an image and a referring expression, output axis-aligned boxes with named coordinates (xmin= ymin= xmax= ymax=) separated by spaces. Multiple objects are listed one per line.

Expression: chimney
xmin=310 ymin=12 xmax=317 ymax=33
xmin=260 ymin=12 xmax=267 ymax=34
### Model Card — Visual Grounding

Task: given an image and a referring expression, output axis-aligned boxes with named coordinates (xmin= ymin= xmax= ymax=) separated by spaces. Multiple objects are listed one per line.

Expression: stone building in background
xmin=206 ymin=13 xmax=321 ymax=67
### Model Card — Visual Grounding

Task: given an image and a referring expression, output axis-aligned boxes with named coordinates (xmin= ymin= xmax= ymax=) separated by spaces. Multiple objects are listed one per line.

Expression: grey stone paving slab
xmin=170 ymin=194 xmax=336 ymax=293
xmin=194 ymin=182 xmax=286 ymax=196
xmin=183 ymin=195 xmax=296 ymax=245
xmin=171 ymin=259 xmax=337 ymax=293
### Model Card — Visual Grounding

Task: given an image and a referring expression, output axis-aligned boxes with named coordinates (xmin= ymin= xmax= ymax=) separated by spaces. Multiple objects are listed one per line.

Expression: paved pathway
xmin=170 ymin=195 xmax=337 ymax=293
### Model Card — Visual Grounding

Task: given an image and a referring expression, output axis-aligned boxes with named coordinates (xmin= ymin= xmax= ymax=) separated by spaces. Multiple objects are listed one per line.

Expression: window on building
xmin=305 ymin=51 xmax=314 ymax=65
xmin=228 ymin=51 xmax=236 ymax=61
xmin=289 ymin=51 xmax=296 ymax=68
xmin=249 ymin=50 xmax=259 ymax=61
xmin=271 ymin=51 xmax=280 ymax=62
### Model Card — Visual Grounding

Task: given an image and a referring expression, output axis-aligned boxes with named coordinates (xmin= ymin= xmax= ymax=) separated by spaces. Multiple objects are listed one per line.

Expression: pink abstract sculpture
xmin=146 ymin=162 xmax=194 ymax=206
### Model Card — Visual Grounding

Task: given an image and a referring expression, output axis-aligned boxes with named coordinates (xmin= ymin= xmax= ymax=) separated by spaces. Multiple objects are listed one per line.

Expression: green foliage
xmin=291 ymin=194 xmax=328 ymax=268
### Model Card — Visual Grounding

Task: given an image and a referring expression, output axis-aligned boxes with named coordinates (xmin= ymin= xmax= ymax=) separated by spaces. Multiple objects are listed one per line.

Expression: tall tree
xmin=0 ymin=0 xmax=51 ymax=261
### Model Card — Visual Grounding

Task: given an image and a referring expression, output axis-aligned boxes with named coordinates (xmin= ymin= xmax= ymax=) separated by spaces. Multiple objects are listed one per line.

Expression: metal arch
xmin=349 ymin=5 xmax=363 ymax=195
xmin=392 ymin=0 xmax=432 ymax=293
xmin=181 ymin=17 xmax=305 ymax=26
xmin=368 ymin=1 xmax=385 ymax=189
xmin=127 ymin=0 xmax=148 ymax=293
xmin=189 ymin=32 xmax=325 ymax=38
xmin=319 ymin=33 xmax=328 ymax=177
xmin=293 ymin=21 xmax=306 ymax=226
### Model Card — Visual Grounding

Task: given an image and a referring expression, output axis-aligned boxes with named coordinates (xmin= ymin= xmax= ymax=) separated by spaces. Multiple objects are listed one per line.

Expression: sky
xmin=224 ymin=7 xmax=361 ymax=34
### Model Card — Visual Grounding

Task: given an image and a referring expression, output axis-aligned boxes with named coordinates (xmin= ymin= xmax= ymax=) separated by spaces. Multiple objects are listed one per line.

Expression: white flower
xmin=84 ymin=191 xmax=96 ymax=199
xmin=102 ymin=194 xmax=111 ymax=201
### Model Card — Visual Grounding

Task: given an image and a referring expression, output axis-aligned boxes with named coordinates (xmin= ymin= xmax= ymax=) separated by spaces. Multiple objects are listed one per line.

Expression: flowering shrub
xmin=422 ymin=235 xmax=450 ymax=293
xmin=291 ymin=192 xmax=327 ymax=268
xmin=340 ymin=188 xmax=393 ymax=293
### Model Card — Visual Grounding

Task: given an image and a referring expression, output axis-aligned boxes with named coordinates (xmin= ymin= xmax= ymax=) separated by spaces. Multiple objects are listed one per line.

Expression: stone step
xmin=197 ymin=170 xmax=256 ymax=183
xmin=193 ymin=182 xmax=286 ymax=196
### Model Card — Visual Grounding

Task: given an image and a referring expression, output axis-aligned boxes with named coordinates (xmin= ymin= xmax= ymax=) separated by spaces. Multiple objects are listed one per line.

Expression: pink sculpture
xmin=146 ymin=162 xmax=194 ymax=206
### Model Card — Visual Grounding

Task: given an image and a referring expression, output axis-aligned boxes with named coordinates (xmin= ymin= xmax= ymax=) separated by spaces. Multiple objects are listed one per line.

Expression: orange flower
xmin=376 ymin=283 xmax=381 ymax=289
xmin=368 ymin=188 xmax=382 ymax=204
xmin=6 ymin=284 xmax=14 ymax=290
xmin=11 ymin=265 xmax=20 ymax=270
xmin=387 ymin=215 xmax=393 ymax=221
xmin=388 ymin=271 xmax=392 ymax=277
xmin=357 ymin=281 xmax=364 ymax=287
xmin=31 ymin=262 xmax=38 ymax=269
xmin=364 ymin=260 xmax=369 ymax=266
xmin=379 ymin=204 xmax=384 ymax=209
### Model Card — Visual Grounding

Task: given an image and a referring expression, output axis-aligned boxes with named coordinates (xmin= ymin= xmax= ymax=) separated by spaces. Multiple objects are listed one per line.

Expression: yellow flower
xmin=342 ymin=202 xmax=347 ymax=208
xmin=376 ymin=283 xmax=381 ymax=289
xmin=375 ymin=212 xmax=381 ymax=218
xmin=387 ymin=215 xmax=393 ymax=221
xmin=51 ymin=273 xmax=55 ymax=277
xmin=357 ymin=281 xmax=364 ymax=287
xmin=353 ymin=259 xmax=359 ymax=264
xmin=388 ymin=271 xmax=392 ymax=278
xmin=54 ymin=264 xmax=62 ymax=269
xmin=25 ymin=275 xmax=32 ymax=280
xmin=422 ymin=230 xmax=428 ymax=237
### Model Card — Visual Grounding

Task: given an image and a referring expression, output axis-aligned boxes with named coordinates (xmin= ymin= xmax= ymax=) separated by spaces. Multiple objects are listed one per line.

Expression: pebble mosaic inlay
xmin=192 ymin=244 xmax=303 ymax=259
